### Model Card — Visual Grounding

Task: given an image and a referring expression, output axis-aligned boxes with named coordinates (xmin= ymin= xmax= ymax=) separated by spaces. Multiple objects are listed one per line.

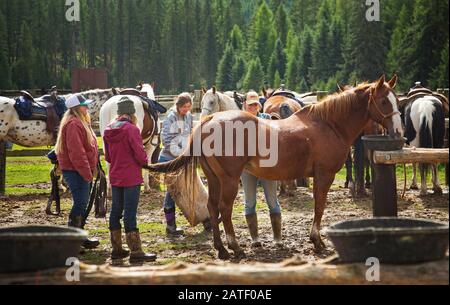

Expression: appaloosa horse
xmin=0 ymin=88 xmax=118 ymax=147
xmin=145 ymin=75 xmax=403 ymax=259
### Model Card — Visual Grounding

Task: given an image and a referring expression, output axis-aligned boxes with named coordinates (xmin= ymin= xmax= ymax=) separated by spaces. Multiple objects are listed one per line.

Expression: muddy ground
xmin=0 ymin=178 xmax=448 ymax=267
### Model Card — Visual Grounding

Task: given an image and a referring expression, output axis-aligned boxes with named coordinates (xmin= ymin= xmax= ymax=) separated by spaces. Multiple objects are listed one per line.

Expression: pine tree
xmin=216 ymin=44 xmax=235 ymax=91
xmin=243 ymin=58 xmax=265 ymax=91
xmin=11 ymin=22 xmax=34 ymax=88
xmin=0 ymin=11 xmax=11 ymax=88
xmin=267 ymin=39 xmax=286 ymax=86
xmin=249 ymin=1 xmax=276 ymax=74
xmin=298 ymin=28 xmax=313 ymax=87
xmin=339 ymin=0 xmax=386 ymax=83
xmin=274 ymin=4 xmax=291 ymax=47
xmin=429 ymin=41 xmax=449 ymax=88
xmin=232 ymin=55 xmax=246 ymax=90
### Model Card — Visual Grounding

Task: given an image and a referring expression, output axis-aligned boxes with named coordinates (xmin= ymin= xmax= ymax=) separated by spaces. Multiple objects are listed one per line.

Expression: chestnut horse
xmin=145 ymin=75 xmax=402 ymax=259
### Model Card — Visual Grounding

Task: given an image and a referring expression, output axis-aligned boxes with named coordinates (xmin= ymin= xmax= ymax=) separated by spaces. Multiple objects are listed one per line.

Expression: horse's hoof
xmin=234 ymin=250 xmax=246 ymax=259
xmin=312 ymin=241 xmax=326 ymax=254
xmin=344 ymin=182 xmax=349 ymax=189
xmin=218 ymin=249 xmax=231 ymax=260
xmin=410 ymin=185 xmax=419 ymax=190
xmin=251 ymin=241 xmax=262 ymax=248
xmin=433 ymin=188 xmax=443 ymax=195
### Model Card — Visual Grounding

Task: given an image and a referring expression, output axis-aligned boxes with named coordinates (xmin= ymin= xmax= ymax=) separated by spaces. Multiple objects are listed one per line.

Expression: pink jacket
xmin=104 ymin=119 xmax=148 ymax=187
xmin=58 ymin=118 xmax=99 ymax=182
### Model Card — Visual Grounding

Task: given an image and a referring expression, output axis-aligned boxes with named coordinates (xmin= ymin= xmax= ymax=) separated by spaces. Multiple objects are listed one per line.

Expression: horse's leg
xmin=310 ymin=171 xmax=335 ymax=252
xmin=354 ymin=137 xmax=366 ymax=197
xmin=200 ymin=158 xmax=230 ymax=260
xmin=143 ymin=141 xmax=157 ymax=193
xmin=419 ymin=164 xmax=428 ymax=196
xmin=345 ymin=152 xmax=353 ymax=189
xmin=220 ymin=177 xmax=244 ymax=258
xmin=105 ymin=161 xmax=112 ymax=198
xmin=410 ymin=163 xmax=419 ymax=190
xmin=432 ymin=163 xmax=443 ymax=195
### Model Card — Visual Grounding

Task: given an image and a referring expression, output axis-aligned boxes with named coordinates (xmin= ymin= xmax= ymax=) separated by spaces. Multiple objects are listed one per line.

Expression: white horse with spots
xmin=0 ymin=89 xmax=118 ymax=147
xmin=99 ymin=84 xmax=160 ymax=193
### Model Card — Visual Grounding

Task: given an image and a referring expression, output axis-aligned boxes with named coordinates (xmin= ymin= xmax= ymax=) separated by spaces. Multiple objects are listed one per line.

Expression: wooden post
xmin=193 ymin=89 xmax=203 ymax=112
xmin=0 ymin=140 xmax=6 ymax=196
xmin=370 ymin=149 xmax=398 ymax=217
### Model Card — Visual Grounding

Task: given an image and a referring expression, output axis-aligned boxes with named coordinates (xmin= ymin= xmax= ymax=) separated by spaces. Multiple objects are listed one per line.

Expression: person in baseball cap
xmin=244 ymin=91 xmax=263 ymax=114
xmin=65 ymin=94 xmax=94 ymax=109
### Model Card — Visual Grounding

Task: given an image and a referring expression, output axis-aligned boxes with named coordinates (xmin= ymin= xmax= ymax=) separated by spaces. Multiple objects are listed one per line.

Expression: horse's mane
xmin=306 ymin=82 xmax=372 ymax=121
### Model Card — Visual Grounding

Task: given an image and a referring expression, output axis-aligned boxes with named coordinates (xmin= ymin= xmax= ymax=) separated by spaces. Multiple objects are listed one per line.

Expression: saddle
xmin=14 ymin=90 xmax=67 ymax=140
xmin=118 ymin=88 xmax=168 ymax=139
xmin=399 ymin=83 xmax=449 ymax=117
xmin=271 ymin=89 xmax=305 ymax=107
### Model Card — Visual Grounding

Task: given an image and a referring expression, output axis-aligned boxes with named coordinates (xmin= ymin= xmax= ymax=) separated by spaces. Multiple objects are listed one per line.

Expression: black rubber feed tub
xmin=326 ymin=218 xmax=449 ymax=264
xmin=0 ymin=226 xmax=87 ymax=273
xmin=362 ymin=135 xmax=406 ymax=151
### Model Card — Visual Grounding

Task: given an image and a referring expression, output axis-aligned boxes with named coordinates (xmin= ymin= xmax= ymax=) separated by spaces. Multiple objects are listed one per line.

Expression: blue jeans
xmin=109 ymin=186 xmax=141 ymax=233
xmin=62 ymin=171 xmax=91 ymax=218
xmin=241 ymin=171 xmax=281 ymax=216
xmin=158 ymin=154 xmax=176 ymax=210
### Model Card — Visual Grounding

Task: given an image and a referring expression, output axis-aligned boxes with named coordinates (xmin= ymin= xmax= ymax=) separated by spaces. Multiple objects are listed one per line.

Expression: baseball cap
xmin=246 ymin=91 xmax=262 ymax=107
xmin=65 ymin=94 xmax=94 ymax=109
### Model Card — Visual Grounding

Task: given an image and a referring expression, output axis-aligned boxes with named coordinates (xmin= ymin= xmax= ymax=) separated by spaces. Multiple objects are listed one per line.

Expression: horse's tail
xmin=143 ymin=116 xmax=214 ymax=173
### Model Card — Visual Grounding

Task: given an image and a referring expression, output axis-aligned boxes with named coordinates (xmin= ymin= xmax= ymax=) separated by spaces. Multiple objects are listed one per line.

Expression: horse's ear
xmin=376 ymin=75 xmax=385 ymax=90
xmin=112 ymin=88 xmax=119 ymax=95
xmin=337 ymin=83 xmax=345 ymax=93
xmin=212 ymin=86 xmax=216 ymax=94
xmin=388 ymin=74 xmax=398 ymax=89
xmin=262 ymin=87 xmax=267 ymax=97
xmin=202 ymin=87 xmax=207 ymax=94
xmin=151 ymin=81 xmax=156 ymax=90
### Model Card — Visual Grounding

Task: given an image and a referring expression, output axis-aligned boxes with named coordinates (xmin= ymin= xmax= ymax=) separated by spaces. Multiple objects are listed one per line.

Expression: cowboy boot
xmin=245 ymin=214 xmax=262 ymax=247
xmin=270 ymin=213 xmax=283 ymax=247
xmin=126 ymin=230 xmax=157 ymax=264
xmin=164 ymin=208 xmax=184 ymax=236
xmin=110 ymin=229 xmax=130 ymax=260
xmin=68 ymin=215 xmax=100 ymax=250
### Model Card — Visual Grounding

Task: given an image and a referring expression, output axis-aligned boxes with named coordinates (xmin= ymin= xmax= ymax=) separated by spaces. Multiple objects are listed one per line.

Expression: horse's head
xmin=201 ymin=87 xmax=221 ymax=117
xmin=367 ymin=75 xmax=403 ymax=137
xmin=137 ymin=82 xmax=156 ymax=100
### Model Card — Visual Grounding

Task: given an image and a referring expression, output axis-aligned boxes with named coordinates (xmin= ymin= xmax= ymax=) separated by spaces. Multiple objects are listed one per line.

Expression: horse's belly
xmin=7 ymin=121 xmax=54 ymax=147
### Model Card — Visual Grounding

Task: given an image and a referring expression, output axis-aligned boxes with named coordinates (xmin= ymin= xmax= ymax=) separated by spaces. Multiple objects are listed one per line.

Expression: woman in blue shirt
xmin=241 ymin=91 xmax=282 ymax=248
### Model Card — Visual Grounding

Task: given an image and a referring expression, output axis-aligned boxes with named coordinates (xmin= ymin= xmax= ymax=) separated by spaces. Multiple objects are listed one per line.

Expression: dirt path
xmin=1 ymin=181 xmax=448 ymax=266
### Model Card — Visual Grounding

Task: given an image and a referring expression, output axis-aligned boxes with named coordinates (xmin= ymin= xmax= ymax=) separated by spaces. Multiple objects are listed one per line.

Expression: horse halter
xmin=368 ymin=88 xmax=400 ymax=126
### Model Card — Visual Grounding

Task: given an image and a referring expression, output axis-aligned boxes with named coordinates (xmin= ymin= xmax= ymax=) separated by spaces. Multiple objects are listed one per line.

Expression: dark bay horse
xmin=145 ymin=75 xmax=402 ymax=259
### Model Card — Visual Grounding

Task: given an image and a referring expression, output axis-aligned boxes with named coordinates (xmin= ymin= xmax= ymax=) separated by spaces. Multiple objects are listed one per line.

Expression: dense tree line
xmin=0 ymin=0 xmax=448 ymax=94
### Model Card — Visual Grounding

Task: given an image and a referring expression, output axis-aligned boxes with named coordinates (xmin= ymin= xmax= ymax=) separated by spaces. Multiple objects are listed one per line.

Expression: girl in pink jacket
xmin=103 ymin=97 xmax=156 ymax=263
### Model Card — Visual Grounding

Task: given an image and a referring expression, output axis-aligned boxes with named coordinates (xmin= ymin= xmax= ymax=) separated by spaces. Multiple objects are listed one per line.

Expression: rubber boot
xmin=110 ymin=229 xmax=130 ymax=260
xmin=68 ymin=215 xmax=100 ymax=249
xmin=270 ymin=213 xmax=283 ymax=247
xmin=126 ymin=230 xmax=157 ymax=264
xmin=165 ymin=208 xmax=184 ymax=236
xmin=245 ymin=214 xmax=262 ymax=247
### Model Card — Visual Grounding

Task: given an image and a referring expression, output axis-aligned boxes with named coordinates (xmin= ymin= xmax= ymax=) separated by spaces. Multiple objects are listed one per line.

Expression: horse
xmin=145 ymin=75 xmax=403 ymax=259
xmin=404 ymin=95 xmax=445 ymax=196
xmin=338 ymin=84 xmax=384 ymax=197
xmin=99 ymin=83 xmax=161 ymax=193
xmin=200 ymin=87 xmax=242 ymax=118
xmin=0 ymin=88 xmax=118 ymax=147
